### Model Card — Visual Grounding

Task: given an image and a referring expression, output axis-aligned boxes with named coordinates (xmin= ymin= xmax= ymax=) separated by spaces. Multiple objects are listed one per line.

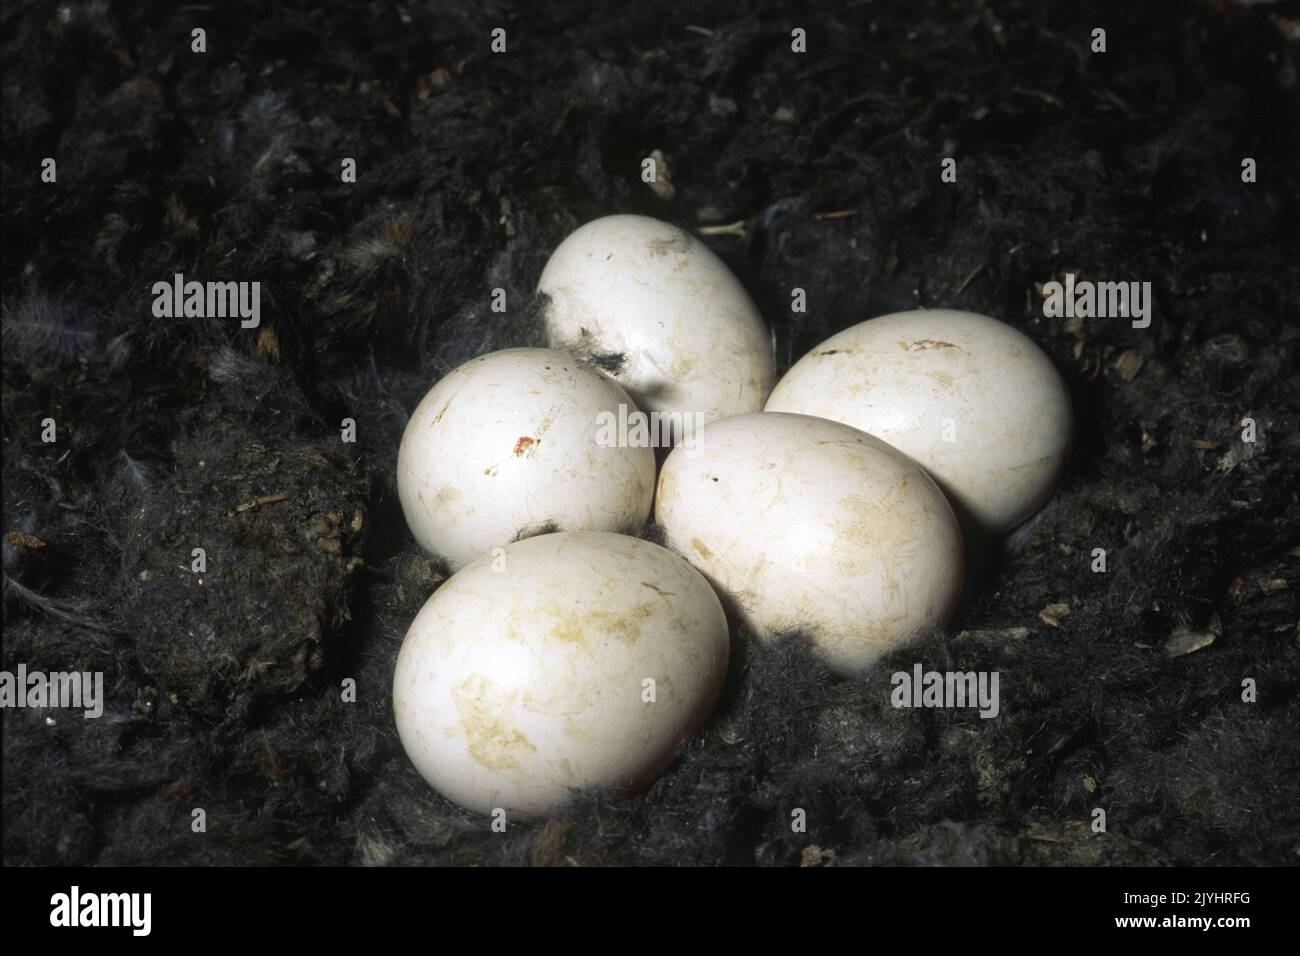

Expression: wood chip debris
xmin=1039 ymin=603 xmax=1071 ymax=627
xmin=4 ymin=530 xmax=47 ymax=550
xmin=1229 ymin=576 xmax=1246 ymax=605
xmin=956 ymin=261 xmax=986 ymax=294
xmin=697 ymin=220 xmax=747 ymax=237
xmin=229 ymin=493 xmax=289 ymax=516
xmin=1163 ymin=616 xmax=1221 ymax=659
xmin=646 ymin=149 xmax=674 ymax=201
xmin=1257 ymin=575 xmax=1289 ymax=594
xmin=1114 ymin=350 xmax=1145 ymax=381
xmin=956 ymin=626 xmax=1032 ymax=642
xmin=800 ymin=845 xmax=836 ymax=867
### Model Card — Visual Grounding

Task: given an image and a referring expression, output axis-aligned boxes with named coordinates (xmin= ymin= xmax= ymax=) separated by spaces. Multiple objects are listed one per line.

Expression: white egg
xmin=392 ymin=531 xmax=730 ymax=817
xmin=397 ymin=348 xmax=654 ymax=571
xmin=765 ymin=309 xmax=1072 ymax=533
xmin=538 ymin=214 xmax=775 ymax=432
xmin=656 ymin=412 xmax=963 ymax=676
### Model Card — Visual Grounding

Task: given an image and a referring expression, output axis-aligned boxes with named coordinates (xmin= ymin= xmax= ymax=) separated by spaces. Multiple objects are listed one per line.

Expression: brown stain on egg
xmin=545 ymin=602 xmax=656 ymax=646
xmin=563 ymin=717 xmax=584 ymax=744
xmin=657 ymin=467 xmax=677 ymax=502
xmin=828 ymin=490 xmax=914 ymax=581
xmin=429 ymin=393 xmax=457 ymax=428
xmin=451 ymin=675 xmax=536 ymax=771
xmin=648 ymin=235 xmax=691 ymax=257
xmin=669 ymin=349 xmax=697 ymax=378
xmin=901 ymin=339 xmax=961 ymax=352
xmin=533 ymin=408 xmax=559 ymax=441
xmin=691 ymin=537 xmax=713 ymax=559
xmin=831 ymin=493 xmax=884 ymax=552
xmin=514 ymin=435 xmax=538 ymax=457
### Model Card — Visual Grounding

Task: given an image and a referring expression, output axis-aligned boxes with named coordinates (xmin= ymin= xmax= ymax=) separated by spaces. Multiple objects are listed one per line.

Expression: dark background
xmin=2 ymin=0 xmax=1297 ymax=865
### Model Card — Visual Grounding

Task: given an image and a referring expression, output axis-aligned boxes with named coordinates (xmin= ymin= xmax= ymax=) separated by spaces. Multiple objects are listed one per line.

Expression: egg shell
xmin=397 ymin=348 xmax=655 ymax=571
xmin=392 ymin=531 xmax=730 ymax=817
xmin=764 ymin=309 xmax=1072 ymax=533
xmin=656 ymin=412 xmax=963 ymax=676
xmin=539 ymin=214 xmax=775 ymax=427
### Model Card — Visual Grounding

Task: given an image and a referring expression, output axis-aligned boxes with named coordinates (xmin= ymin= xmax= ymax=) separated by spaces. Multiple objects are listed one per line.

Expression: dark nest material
xmin=3 ymin=0 xmax=1298 ymax=866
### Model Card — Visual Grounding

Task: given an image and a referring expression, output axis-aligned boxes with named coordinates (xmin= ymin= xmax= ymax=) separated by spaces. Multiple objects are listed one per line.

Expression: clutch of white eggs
xmin=393 ymin=214 xmax=1072 ymax=817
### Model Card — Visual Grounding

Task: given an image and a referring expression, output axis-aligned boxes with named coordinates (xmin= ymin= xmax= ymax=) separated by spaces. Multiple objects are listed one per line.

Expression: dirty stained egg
xmin=765 ymin=309 xmax=1073 ymax=534
xmin=539 ymin=214 xmax=776 ymax=430
xmin=655 ymin=412 xmax=964 ymax=676
xmin=392 ymin=531 xmax=730 ymax=817
xmin=397 ymin=348 xmax=654 ymax=571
